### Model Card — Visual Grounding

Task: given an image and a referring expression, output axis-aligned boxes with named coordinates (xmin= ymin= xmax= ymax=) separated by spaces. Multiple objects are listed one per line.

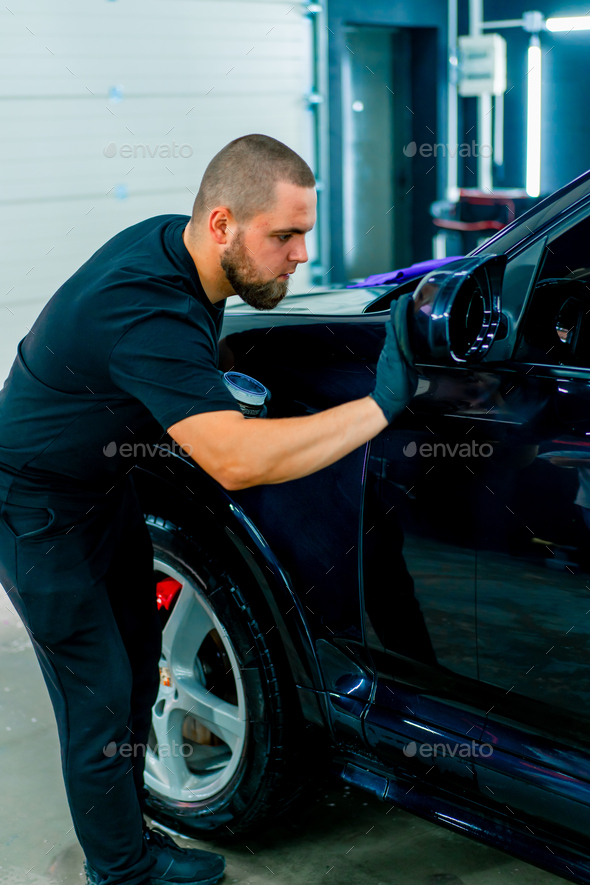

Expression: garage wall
xmin=0 ymin=0 xmax=314 ymax=380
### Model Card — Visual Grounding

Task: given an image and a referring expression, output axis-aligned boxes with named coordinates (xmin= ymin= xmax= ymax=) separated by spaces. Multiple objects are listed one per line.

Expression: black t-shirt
xmin=0 ymin=214 xmax=241 ymax=510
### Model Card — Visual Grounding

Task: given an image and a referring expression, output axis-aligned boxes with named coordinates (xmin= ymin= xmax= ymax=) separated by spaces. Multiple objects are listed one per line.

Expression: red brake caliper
xmin=156 ymin=576 xmax=182 ymax=611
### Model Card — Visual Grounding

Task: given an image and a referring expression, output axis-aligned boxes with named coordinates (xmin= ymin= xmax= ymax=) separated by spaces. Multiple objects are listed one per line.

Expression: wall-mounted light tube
xmin=546 ymin=16 xmax=590 ymax=32
xmin=526 ymin=37 xmax=542 ymax=197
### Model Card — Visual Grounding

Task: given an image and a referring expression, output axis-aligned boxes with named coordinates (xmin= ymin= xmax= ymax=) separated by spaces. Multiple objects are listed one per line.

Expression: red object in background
xmin=156 ymin=577 xmax=182 ymax=610
xmin=433 ymin=188 xmax=527 ymax=232
xmin=430 ymin=188 xmax=535 ymax=254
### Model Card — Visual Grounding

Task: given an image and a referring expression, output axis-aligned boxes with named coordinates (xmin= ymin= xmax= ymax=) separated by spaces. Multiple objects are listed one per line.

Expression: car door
xmin=221 ymin=314 xmax=383 ymax=746
xmin=225 ymin=304 xmax=489 ymax=767
xmin=471 ymin=210 xmax=590 ymax=843
xmin=357 ymin=264 xmax=521 ymax=794
xmin=358 ymin=239 xmax=552 ymax=796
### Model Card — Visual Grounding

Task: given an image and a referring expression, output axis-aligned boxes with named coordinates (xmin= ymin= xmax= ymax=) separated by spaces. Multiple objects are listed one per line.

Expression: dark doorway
xmin=339 ymin=26 xmax=438 ymax=281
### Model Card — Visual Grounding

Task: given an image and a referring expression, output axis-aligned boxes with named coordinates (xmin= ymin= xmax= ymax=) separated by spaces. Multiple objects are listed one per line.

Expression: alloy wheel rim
xmin=144 ymin=557 xmax=247 ymax=803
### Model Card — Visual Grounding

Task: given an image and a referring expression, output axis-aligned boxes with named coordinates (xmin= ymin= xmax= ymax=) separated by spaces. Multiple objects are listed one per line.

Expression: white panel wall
xmin=0 ymin=0 xmax=314 ymax=380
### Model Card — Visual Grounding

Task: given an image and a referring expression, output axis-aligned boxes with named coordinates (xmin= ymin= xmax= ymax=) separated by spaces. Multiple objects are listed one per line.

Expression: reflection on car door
xmin=473 ymin=214 xmax=590 ymax=842
xmin=361 ymin=360 xmax=503 ymax=793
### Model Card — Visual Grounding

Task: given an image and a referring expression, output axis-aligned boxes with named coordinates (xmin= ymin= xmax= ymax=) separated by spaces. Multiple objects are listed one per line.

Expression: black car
xmin=135 ymin=170 xmax=590 ymax=884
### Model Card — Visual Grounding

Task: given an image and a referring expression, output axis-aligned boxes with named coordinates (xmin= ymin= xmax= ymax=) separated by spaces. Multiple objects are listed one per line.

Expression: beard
xmin=220 ymin=232 xmax=289 ymax=310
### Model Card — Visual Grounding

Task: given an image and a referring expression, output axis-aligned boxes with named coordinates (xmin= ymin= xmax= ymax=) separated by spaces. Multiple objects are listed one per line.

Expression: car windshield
xmin=472 ymin=169 xmax=590 ymax=256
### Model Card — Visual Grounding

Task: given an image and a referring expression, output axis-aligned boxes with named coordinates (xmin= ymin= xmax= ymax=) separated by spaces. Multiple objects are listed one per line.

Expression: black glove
xmin=369 ymin=293 xmax=418 ymax=423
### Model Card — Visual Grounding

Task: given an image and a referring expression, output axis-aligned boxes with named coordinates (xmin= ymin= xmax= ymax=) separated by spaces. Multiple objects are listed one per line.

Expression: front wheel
xmin=143 ymin=515 xmax=319 ymax=836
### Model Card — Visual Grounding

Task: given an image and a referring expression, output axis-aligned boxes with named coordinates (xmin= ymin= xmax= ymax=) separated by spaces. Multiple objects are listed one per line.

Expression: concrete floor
xmin=0 ymin=586 xmax=570 ymax=885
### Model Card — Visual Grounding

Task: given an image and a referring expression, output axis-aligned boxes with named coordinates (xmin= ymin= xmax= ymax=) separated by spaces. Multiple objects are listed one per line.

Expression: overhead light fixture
xmin=546 ymin=15 xmax=590 ymax=31
xmin=526 ymin=36 xmax=542 ymax=197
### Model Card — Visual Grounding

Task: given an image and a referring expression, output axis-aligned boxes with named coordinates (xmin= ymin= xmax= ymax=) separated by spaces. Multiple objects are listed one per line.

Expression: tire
xmin=143 ymin=514 xmax=321 ymax=837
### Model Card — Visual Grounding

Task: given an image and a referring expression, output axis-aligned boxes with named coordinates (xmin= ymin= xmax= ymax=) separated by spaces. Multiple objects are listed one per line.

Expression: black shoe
xmin=83 ymin=826 xmax=225 ymax=885
xmin=144 ymin=827 xmax=225 ymax=885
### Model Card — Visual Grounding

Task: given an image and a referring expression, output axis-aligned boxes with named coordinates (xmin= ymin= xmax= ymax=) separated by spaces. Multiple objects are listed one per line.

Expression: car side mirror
xmin=410 ymin=254 xmax=507 ymax=363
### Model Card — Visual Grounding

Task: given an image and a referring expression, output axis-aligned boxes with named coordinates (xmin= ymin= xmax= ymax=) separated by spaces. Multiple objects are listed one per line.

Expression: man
xmin=0 ymin=134 xmax=417 ymax=885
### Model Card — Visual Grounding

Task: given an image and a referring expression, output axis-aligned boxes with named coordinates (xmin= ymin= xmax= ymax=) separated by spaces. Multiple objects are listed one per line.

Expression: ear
xmin=208 ymin=207 xmax=236 ymax=245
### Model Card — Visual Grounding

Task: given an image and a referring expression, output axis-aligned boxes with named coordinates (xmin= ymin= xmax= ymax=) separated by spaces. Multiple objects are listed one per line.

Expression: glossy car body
xmin=136 ymin=170 xmax=590 ymax=884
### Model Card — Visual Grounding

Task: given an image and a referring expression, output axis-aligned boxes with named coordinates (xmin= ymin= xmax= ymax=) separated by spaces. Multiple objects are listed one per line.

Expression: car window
xmin=515 ymin=214 xmax=590 ymax=367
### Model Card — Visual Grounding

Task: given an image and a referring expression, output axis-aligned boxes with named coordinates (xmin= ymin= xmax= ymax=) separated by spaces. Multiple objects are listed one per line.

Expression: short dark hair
xmin=192 ymin=134 xmax=315 ymax=225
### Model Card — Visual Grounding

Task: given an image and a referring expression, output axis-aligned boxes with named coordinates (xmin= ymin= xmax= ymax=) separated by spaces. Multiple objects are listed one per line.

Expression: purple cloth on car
xmin=348 ymin=256 xmax=464 ymax=288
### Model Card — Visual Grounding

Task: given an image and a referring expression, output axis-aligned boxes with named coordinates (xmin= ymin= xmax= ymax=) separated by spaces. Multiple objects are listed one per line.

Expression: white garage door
xmin=0 ymin=0 xmax=314 ymax=381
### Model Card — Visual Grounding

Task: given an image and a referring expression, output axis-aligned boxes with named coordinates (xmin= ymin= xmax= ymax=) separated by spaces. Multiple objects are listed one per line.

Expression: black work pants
xmin=0 ymin=479 xmax=161 ymax=885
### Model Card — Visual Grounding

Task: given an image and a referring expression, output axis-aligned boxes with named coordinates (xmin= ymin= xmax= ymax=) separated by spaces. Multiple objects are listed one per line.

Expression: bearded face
xmin=220 ymin=231 xmax=289 ymax=311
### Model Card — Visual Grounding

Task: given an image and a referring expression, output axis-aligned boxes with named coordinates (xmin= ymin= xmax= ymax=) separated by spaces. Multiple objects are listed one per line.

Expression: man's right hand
xmin=369 ymin=293 xmax=418 ymax=423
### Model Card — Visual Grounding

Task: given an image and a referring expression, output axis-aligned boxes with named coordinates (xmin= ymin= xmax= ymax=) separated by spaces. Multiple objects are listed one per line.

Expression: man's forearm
xmin=171 ymin=395 xmax=388 ymax=490
xmin=170 ymin=298 xmax=417 ymax=490
xmin=233 ymin=394 xmax=388 ymax=488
